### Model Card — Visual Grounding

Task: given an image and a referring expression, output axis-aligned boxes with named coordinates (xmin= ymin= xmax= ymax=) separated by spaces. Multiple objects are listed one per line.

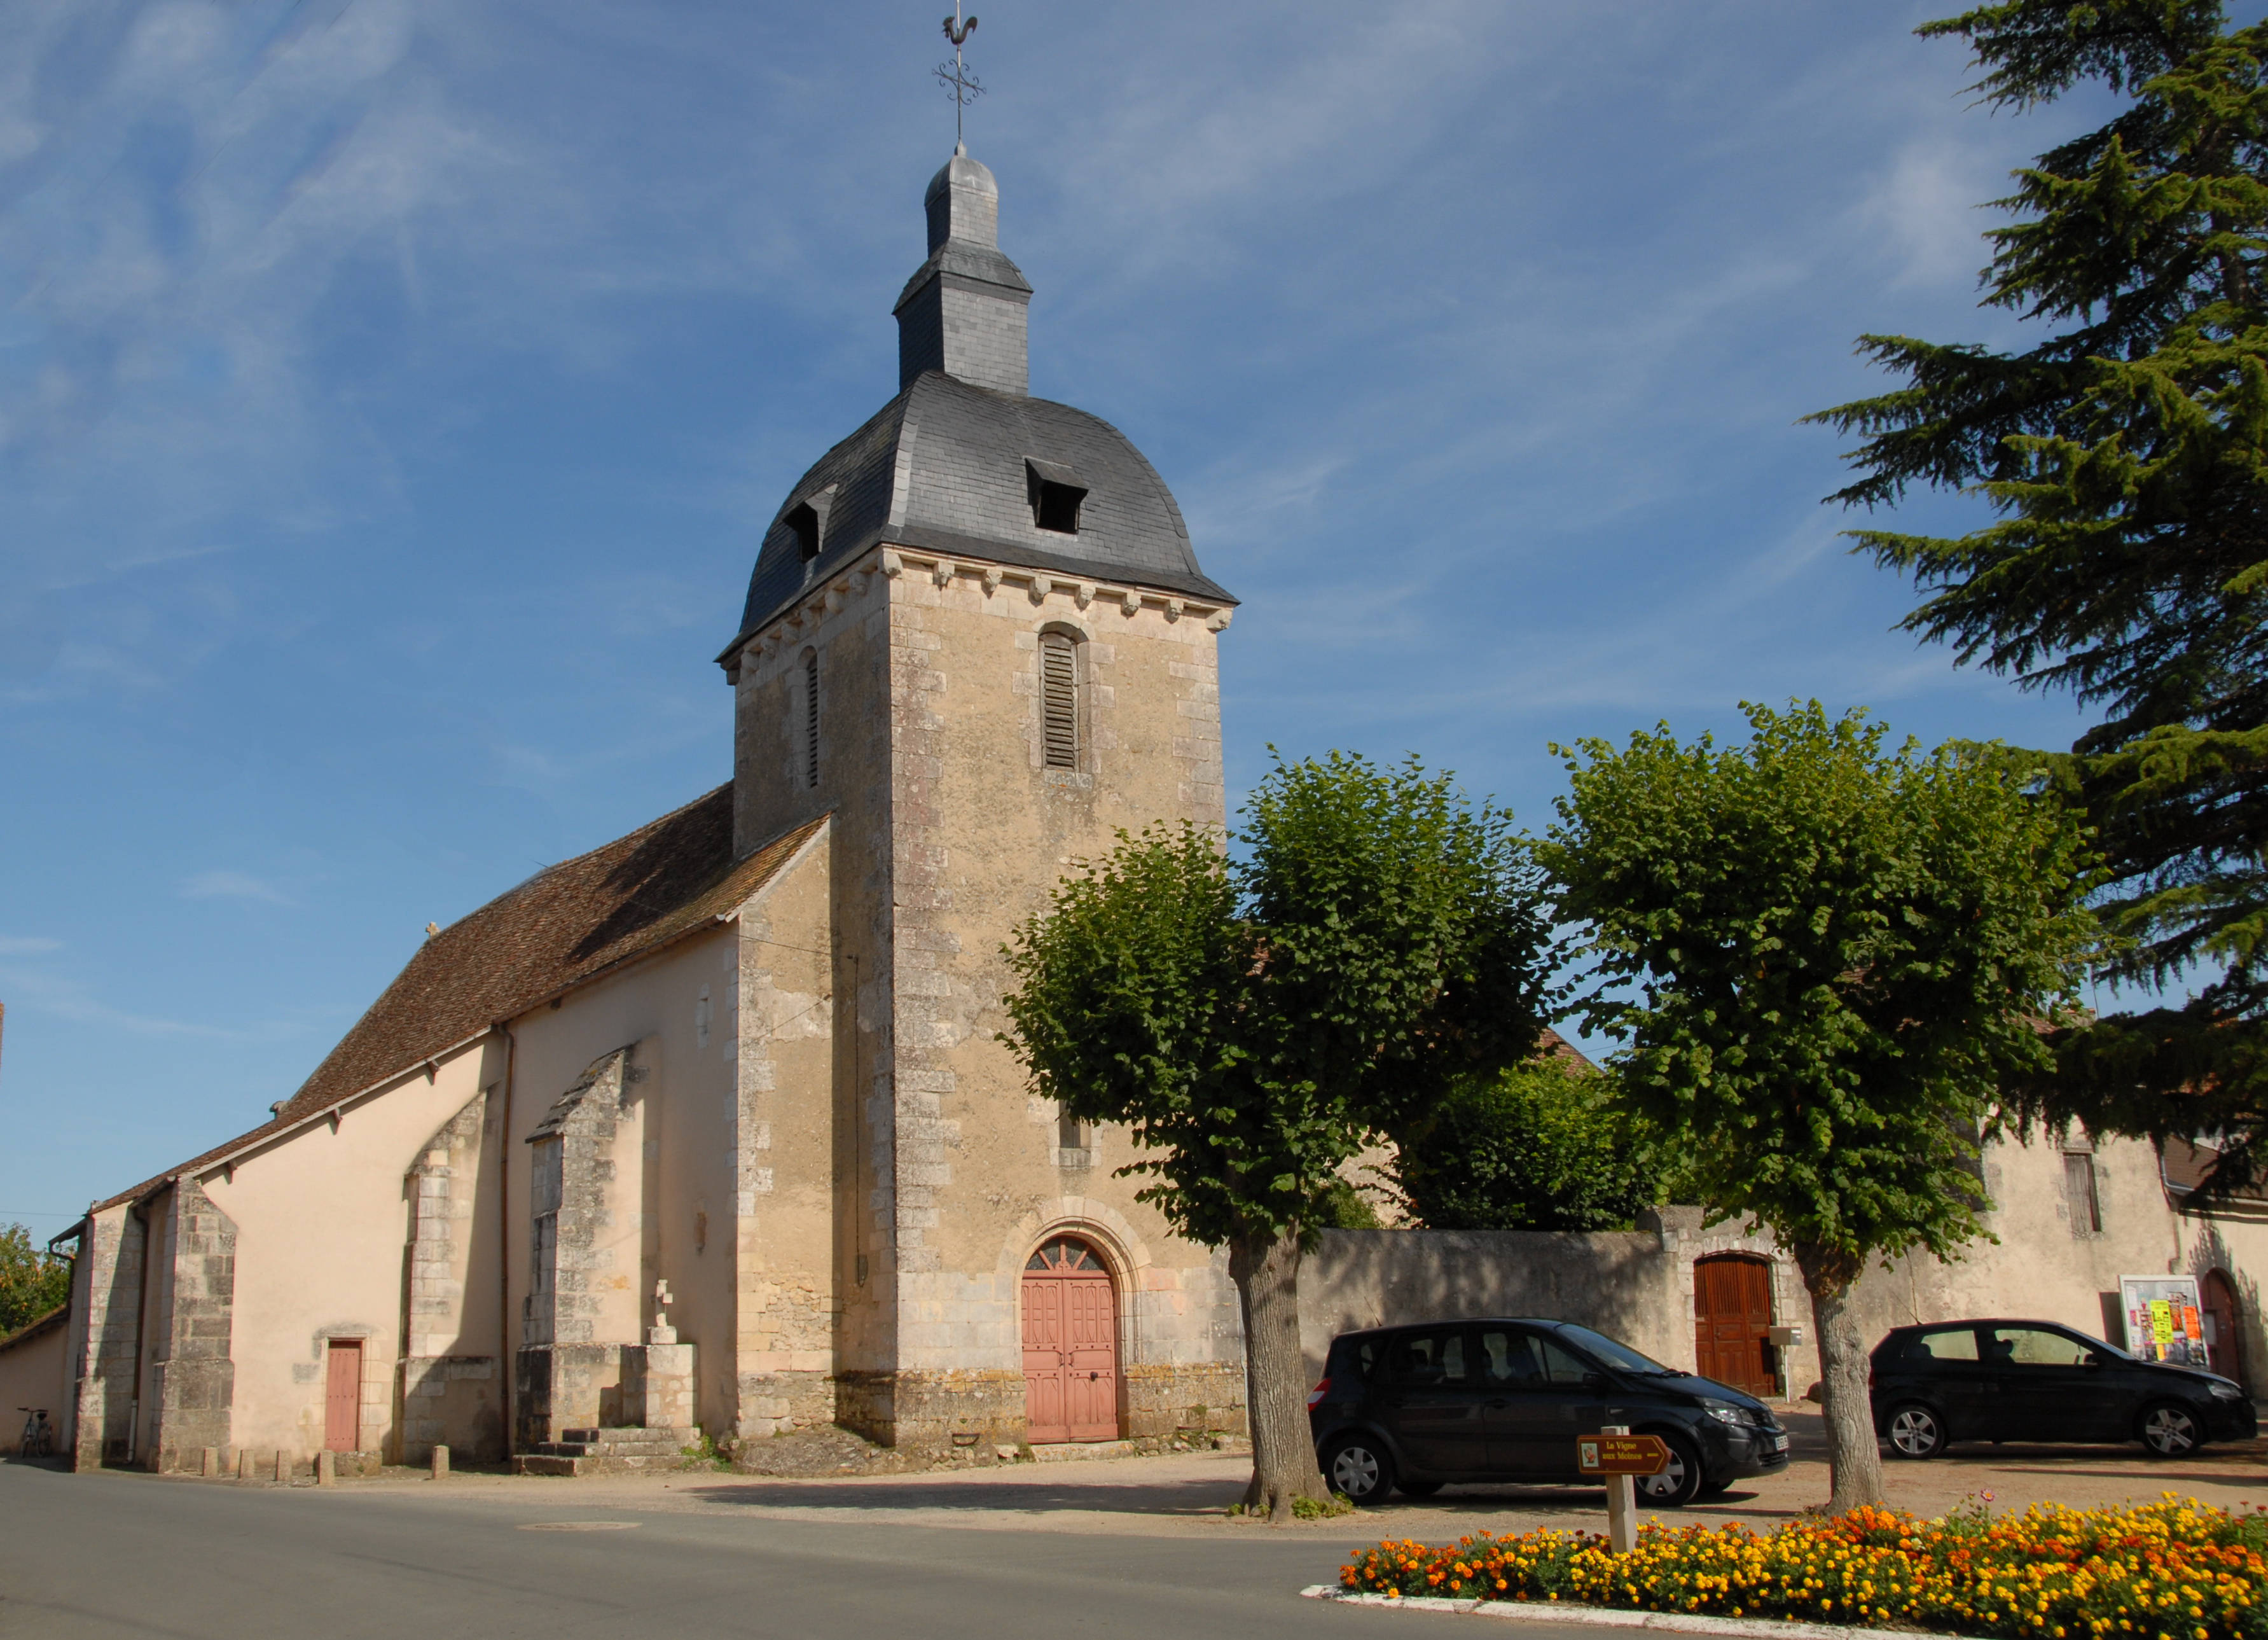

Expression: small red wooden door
xmin=324 ymin=1340 xmax=363 ymax=1452
xmin=1694 ymin=1256 xmax=1776 ymax=1398
xmin=2204 ymin=1270 xmax=2244 ymax=1386
xmin=1021 ymin=1236 xmax=1119 ymax=1442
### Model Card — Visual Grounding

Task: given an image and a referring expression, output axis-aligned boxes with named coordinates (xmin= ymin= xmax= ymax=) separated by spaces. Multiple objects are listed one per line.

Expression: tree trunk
xmin=1229 ymin=1225 xmax=1328 ymax=1522
xmin=1792 ymin=1239 xmax=1883 ymax=1515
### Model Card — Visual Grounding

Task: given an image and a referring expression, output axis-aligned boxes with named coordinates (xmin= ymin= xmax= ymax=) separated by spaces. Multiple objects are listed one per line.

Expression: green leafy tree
xmin=1001 ymin=751 xmax=1556 ymax=1520
xmin=1386 ymin=1057 xmax=1662 ymax=1232
xmin=1809 ymin=1 xmax=2268 ymax=1181
xmin=1539 ymin=702 xmax=2094 ymax=1512
xmin=0 ymin=1224 xmax=71 ymax=1337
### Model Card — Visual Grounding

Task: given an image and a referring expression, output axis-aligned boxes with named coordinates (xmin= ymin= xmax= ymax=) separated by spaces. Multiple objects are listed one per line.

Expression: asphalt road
xmin=0 ymin=1459 xmax=1488 ymax=1640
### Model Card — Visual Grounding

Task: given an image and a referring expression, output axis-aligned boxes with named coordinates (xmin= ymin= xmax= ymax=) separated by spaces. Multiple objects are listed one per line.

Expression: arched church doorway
xmin=1021 ymin=1234 xmax=1119 ymax=1442
xmin=1694 ymin=1254 xmax=1776 ymax=1398
xmin=2204 ymin=1269 xmax=2244 ymax=1387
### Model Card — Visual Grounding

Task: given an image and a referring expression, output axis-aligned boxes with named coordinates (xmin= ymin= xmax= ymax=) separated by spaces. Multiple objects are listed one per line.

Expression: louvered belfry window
xmin=803 ymin=650 xmax=820 ymax=789
xmin=1041 ymin=632 xmax=1077 ymax=769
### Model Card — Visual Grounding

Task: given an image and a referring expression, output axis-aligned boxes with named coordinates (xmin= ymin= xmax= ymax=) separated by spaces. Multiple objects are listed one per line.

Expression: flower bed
xmin=1338 ymin=1498 xmax=2268 ymax=1639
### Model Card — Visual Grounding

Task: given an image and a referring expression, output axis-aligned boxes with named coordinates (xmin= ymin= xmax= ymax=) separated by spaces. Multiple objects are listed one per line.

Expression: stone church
xmin=39 ymin=146 xmax=1250 ymax=1473
xmin=17 ymin=147 xmax=2268 ymax=1484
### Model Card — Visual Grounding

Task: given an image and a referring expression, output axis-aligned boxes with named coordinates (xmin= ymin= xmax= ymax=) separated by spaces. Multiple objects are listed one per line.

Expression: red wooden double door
xmin=1694 ymin=1255 xmax=1776 ymax=1398
xmin=1021 ymin=1236 xmax=1119 ymax=1443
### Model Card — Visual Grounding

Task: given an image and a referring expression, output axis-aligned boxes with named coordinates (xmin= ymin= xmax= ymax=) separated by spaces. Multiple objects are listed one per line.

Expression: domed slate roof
xmin=721 ymin=150 xmax=1234 ymax=658
xmin=725 ymin=372 xmax=1234 ymax=654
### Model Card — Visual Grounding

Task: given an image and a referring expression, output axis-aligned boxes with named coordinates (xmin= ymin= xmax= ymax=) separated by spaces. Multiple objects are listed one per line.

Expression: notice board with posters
xmin=2119 ymin=1274 xmax=2208 ymax=1365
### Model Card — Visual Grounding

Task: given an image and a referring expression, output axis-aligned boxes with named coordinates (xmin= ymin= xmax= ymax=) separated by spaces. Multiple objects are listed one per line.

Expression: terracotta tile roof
xmin=1539 ymin=1027 xmax=1595 ymax=1073
xmin=90 ymin=788 xmax=824 ymax=1214
xmin=2163 ymin=1136 xmax=2268 ymax=1204
xmin=0 ymin=1302 xmax=66 ymax=1356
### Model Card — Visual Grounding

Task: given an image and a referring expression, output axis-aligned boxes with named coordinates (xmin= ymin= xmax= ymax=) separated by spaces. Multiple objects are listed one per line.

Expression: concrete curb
xmin=1298 ymin=1587 xmax=1964 ymax=1640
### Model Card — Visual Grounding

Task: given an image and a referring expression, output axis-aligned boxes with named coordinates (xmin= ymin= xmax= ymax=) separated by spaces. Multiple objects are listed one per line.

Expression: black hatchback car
xmin=1308 ymin=1318 xmax=1792 ymax=1506
xmin=1870 ymin=1319 xmax=2257 ymax=1459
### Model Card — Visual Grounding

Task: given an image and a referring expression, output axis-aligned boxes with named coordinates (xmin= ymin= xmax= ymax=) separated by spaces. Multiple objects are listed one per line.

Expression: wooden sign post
xmin=1576 ymin=1425 xmax=1668 ymax=1553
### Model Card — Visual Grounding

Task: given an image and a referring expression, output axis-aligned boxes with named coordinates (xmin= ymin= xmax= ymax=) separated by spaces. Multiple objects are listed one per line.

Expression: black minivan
xmin=1308 ymin=1318 xmax=1792 ymax=1506
xmin=1869 ymin=1318 xmax=2257 ymax=1459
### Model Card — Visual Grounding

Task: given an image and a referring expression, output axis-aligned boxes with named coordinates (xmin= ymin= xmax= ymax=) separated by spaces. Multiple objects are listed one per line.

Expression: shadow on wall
xmin=2185 ymin=1223 xmax=2260 ymax=1392
xmin=1299 ymin=1228 xmax=1679 ymax=1381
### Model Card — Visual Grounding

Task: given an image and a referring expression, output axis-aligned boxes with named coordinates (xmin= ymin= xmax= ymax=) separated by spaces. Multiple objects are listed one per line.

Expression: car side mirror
xmin=1581 ymin=1372 xmax=1608 ymax=1392
xmin=2081 ymin=1352 xmax=2105 ymax=1368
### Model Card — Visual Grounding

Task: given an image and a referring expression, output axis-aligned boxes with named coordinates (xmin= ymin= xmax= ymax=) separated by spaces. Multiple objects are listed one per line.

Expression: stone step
xmin=1030 ymin=1439 xmax=1140 ymax=1462
xmin=511 ymin=1450 xmax=694 ymax=1478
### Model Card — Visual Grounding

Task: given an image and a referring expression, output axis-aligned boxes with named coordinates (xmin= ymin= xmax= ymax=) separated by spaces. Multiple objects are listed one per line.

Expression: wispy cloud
xmin=0 ymin=935 xmax=61 ymax=956
xmin=0 ymin=966 xmax=245 ymax=1039
xmin=181 ymin=869 xmax=295 ymax=905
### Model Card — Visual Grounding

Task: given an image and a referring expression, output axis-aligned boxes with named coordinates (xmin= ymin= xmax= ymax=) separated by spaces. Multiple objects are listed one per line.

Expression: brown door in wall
xmin=1021 ymin=1236 xmax=1119 ymax=1443
xmin=1694 ymin=1255 xmax=1776 ymax=1398
xmin=324 ymin=1340 xmax=363 ymax=1452
xmin=2204 ymin=1270 xmax=2244 ymax=1387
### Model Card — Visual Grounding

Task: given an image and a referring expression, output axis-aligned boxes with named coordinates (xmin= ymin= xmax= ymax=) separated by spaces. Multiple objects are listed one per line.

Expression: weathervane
xmin=935 ymin=4 xmax=983 ymax=149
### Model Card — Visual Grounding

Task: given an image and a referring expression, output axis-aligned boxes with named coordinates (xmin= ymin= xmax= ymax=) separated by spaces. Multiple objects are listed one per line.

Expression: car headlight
xmin=2209 ymin=1381 xmax=2244 ymax=1401
xmin=1699 ymin=1398 xmax=1745 ymax=1426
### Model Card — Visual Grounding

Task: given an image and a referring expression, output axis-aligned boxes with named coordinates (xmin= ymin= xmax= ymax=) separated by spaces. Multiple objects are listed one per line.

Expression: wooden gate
xmin=2204 ymin=1269 xmax=2244 ymax=1387
xmin=324 ymin=1340 xmax=363 ymax=1452
xmin=1021 ymin=1235 xmax=1119 ymax=1442
xmin=1694 ymin=1255 xmax=1776 ymax=1397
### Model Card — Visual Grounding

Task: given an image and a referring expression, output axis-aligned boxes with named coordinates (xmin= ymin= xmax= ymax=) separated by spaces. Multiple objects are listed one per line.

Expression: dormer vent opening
xmin=1026 ymin=458 xmax=1088 ymax=536
xmin=787 ymin=504 xmax=820 ymax=563
xmin=785 ymin=487 xmax=835 ymax=567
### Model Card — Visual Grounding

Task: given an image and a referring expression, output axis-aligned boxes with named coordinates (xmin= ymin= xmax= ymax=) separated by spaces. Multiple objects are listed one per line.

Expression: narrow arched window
xmin=803 ymin=649 xmax=820 ymax=789
xmin=1040 ymin=631 xmax=1077 ymax=768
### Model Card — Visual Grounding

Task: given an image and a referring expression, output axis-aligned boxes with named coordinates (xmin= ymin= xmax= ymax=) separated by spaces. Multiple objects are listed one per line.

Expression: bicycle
xmin=16 ymin=1407 xmax=52 ymax=1459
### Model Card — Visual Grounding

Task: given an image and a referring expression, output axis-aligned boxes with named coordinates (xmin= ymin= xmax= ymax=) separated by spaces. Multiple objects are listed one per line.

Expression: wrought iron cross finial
xmin=935 ymin=4 xmax=983 ymax=149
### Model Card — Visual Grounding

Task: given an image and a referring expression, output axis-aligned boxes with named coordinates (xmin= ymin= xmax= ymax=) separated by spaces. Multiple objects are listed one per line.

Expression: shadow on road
xmin=679 ymin=1474 xmax=1243 ymax=1517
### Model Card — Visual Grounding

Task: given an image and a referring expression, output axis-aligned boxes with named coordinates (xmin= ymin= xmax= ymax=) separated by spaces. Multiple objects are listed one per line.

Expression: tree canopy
xmin=1809 ymin=1 xmax=2268 ymax=1183
xmin=1539 ymin=701 xmax=2094 ymax=1511
xmin=1000 ymin=750 xmax=1556 ymax=1518
xmin=0 ymin=1224 xmax=70 ymax=1337
xmin=1385 ymin=1055 xmax=1662 ymax=1233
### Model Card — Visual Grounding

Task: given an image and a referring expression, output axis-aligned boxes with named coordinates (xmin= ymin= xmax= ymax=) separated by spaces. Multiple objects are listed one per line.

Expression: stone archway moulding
xmin=998 ymin=1197 xmax=1155 ymax=1360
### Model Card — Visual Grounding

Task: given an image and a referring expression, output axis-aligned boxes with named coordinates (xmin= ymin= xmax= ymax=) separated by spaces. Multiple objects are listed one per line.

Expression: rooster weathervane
xmin=935 ymin=4 xmax=983 ymax=149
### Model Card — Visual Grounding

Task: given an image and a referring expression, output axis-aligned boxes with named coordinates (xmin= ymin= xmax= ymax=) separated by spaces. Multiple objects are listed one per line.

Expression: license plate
xmin=1766 ymin=1432 xmax=1789 ymax=1452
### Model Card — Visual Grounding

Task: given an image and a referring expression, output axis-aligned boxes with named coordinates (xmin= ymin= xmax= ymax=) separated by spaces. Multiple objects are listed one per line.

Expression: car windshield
xmin=2056 ymin=1327 xmax=2133 ymax=1363
xmin=1552 ymin=1323 xmax=1675 ymax=1375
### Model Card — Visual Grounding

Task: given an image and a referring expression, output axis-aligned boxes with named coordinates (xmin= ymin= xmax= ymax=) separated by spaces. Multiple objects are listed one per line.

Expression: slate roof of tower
xmin=723 ymin=370 xmax=1236 ymax=658
xmin=90 ymin=789 xmax=825 ymax=1213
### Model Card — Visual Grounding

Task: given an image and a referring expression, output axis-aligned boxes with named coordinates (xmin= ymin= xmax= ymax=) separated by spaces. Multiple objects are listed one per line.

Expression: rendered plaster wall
xmin=497 ymin=926 xmax=743 ymax=1442
xmin=0 ymin=1318 xmax=68 ymax=1453
xmin=2172 ymin=1205 xmax=2268 ymax=1392
xmin=198 ymin=1036 xmax=499 ymax=1463
xmin=1301 ymin=1134 xmax=2192 ymax=1400
xmin=1839 ymin=1134 xmax=2182 ymax=1357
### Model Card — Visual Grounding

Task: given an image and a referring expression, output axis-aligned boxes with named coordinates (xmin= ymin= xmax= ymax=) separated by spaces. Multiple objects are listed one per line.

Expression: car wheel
xmin=2140 ymin=1401 xmax=2204 ymax=1457
xmin=1396 ymin=1478 xmax=1443 ymax=1499
xmin=1323 ymin=1435 xmax=1396 ymax=1504
xmin=1885 ymin=1403 xmax=1946 ymax=1460
xmin=1633 ymin=1433 xmax=1704 ymax=1508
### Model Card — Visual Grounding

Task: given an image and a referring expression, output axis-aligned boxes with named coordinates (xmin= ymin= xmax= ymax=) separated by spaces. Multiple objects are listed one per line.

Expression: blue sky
xmin=0 ymin=1 xmax=2154 ymax=1230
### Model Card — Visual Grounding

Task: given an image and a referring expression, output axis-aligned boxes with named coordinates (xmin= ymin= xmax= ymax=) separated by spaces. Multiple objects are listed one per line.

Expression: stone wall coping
xmin=724 ymin=543 xmax=1231 ymax=683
